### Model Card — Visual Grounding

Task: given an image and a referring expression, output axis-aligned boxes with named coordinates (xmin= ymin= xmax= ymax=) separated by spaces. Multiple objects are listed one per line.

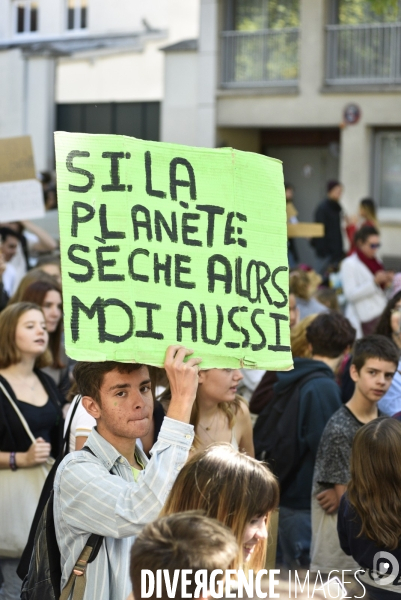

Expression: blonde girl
xmin=161 ymin=443 xmax=279 ymax=572
xmin=161 ymin=368 xmax=254 ymax=455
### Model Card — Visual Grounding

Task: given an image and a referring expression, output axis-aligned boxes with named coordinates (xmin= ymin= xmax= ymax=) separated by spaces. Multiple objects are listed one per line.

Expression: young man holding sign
xmin=53 ymin=345 xmax=201 ymax=600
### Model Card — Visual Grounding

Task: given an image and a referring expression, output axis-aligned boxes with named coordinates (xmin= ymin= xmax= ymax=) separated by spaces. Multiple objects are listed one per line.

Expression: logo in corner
xmin=372 ymin=552 xmax=399 ymax=586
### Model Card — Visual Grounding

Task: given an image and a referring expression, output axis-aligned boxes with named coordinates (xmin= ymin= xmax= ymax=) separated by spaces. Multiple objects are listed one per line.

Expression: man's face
xmin=289 ymin=293 xmax=299 ymax=328
xmin=350 ymin=358 xmax=396 ymax=403
xmin=91 ymin=366 xmax=154 ymax=441
xmin=1 ymin=235 xmax=18 ymax=262
xmin=328 ymin=185 xmax=343 ymax=201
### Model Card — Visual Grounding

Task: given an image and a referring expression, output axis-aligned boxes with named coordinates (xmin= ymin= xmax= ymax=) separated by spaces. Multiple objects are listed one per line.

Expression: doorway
xmin=262 ymin=128 xmax=340 ymax=265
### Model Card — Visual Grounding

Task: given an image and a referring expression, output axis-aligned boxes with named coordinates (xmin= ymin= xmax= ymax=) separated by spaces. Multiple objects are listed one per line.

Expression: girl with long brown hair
xmin=0 ymin=303 xmax=63 ymax=599
xmin=338 ymin=417 xmax=401 ymax=599
xmin=160 ymin=443 xmax=279 ymax=572
xmin=18 ymin=279 xmax=70 ymax=397
xmin=20 ymin=281 xmax=63 ymax=367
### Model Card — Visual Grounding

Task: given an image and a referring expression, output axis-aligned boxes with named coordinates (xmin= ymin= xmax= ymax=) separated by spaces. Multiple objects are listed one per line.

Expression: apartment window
xmin=334 ymin=0 xmax=401 ymax=25
xmin=221 ymin=0 xmax=300 ymax=87
xmin=230 ymin=0 xmax=300 ymax=31
xmin=14 ymin=1 xmax=38 ymax=34
xmin=374 ymin=131 xmax=401 ymax=209
xmin=67 ymin=0 xmax=87 ymax=30
xmin=326 ymin=0 xmax=401 ymax=84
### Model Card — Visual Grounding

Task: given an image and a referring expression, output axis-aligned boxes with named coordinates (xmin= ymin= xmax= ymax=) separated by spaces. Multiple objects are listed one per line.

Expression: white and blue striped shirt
xmin=54 ymin=417 xmax=194 ymax=600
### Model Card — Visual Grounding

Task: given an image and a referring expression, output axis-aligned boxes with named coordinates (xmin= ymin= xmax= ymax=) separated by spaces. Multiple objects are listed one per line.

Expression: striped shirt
xmin=54 ymin=417 xmax=194 ymax=600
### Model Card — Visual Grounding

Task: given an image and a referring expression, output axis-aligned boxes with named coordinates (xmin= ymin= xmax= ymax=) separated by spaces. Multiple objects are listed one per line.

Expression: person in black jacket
xmin=273 ymin=312 xmax=356 ymax=568
xmin=312 ymin=180 xmax=345 ymax=275
xmin=0 ymin=302 xmax=63 ymax=600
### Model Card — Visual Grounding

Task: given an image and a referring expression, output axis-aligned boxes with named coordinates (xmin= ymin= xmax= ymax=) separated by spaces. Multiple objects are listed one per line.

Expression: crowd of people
xmin=1 ymin=178 xmax=401 ymax=600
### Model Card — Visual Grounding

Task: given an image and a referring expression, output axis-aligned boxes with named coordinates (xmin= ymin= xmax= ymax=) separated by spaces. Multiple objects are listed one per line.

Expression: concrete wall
xmin=56 ymin=39 xmax=166 ymax=103
xmin=197 ymin=0 xmax=218 ymax=148
xmin=39 ymin=1 xmax=64 ymax=36
xmin=26 ymin=57 xmax=56 ymax=171
xmin=0 ymin=49 xmax=24 ymax=136
xmin=161 ymin=0 xmax=219 ymax=148
xmin=161 ymin=50 xmax=199 ymax=145
xmin=56 ymin=0 xmax=200 ymax=103
xmin=0 ymin=50 xmax=57 ymax=171
xmin=0 ymin=0 xmax=10 ymax=39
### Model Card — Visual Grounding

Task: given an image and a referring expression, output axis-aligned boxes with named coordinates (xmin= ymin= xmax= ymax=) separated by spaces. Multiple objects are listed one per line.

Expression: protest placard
xmin=0 ymin=136 xmax=44 ymax=222
xmin=55 ymin=132 xmax=293 ymax=370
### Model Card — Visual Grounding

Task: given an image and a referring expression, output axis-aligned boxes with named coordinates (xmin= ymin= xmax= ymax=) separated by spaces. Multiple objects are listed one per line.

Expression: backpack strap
xmin=63 ymin=395 xmax=82 ymax=455
xmin=59 ymin=536 xmax=101 ymax=600
xmin=59 ymin=446 xmax=108 ymax=600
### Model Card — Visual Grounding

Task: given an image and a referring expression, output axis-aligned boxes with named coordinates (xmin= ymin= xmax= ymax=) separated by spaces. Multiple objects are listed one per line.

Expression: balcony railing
xmin=221 ymin=28 xmax=299 ymax=88
xmin=326 ymin=23 xmax=401 ymax=84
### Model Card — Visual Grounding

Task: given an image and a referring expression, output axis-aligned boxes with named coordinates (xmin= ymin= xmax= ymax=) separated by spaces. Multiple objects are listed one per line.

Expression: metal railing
xmin=221 ymin=28 xmax=299 ymax=87
xmin=326 ymin=23 xmax=401 ymax=84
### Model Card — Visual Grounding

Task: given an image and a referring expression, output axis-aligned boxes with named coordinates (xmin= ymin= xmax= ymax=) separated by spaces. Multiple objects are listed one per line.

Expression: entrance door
xmin=264 ymin=144 xmax=340 ymax=266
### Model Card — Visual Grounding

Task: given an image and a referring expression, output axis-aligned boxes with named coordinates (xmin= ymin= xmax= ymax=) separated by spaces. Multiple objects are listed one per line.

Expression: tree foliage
xmin=339 ymin=0 xmax=400 ymax=24
xmin=234 ymin=0 xmax=299 ymax=31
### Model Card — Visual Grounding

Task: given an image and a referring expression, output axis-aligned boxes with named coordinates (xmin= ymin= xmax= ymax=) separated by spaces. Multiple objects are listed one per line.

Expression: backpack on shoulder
xmin=253 ymin=372 xmax=326 ymax=493
xmin=19 ymin=397 xmax=105 ymax=600
xmin=20 ymin=487 xmax=104 ymax=600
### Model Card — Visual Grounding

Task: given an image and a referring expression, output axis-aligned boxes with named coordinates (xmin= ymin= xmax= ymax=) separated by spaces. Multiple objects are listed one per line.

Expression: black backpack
xmin=19 ymin=398 xmax=105 ymax=600
xmin=253 ymin=372 xmax=326 ymax=493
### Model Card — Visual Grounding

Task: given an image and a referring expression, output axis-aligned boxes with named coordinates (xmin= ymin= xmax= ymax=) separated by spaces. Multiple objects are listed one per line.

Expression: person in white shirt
xmin=54 ymin=346 xmax=202 ymax=600
xmin=0 ymin=227 xmax=19 ymax=297
xmin=341 ymin=225 xmax=393 ymax=338
xmin=0 ymin=220 xmax=57 ymax=293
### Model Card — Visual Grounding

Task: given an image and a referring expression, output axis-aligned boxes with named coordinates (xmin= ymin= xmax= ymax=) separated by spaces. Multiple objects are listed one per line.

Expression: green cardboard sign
xmin=55 ymin=132 xmax=292 ymax=370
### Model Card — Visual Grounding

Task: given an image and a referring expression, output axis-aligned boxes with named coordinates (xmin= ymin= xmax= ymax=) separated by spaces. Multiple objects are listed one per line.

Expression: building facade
xmin=162 ymin=0 xmax=401 ymax=261
xmin=0 ymin=0 xmax=199 ymax=171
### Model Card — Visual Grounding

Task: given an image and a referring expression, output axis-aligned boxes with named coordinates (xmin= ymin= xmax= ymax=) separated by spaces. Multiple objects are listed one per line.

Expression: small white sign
xmin=0 ymin=179 xmax=45 ymax=222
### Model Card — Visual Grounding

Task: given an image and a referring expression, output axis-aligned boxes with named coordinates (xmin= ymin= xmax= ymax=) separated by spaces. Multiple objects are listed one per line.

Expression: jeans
xmin=278 ymin=506 xmax=311 ymax=568
xmin=0 ymin=559 xmax=21 ymax=600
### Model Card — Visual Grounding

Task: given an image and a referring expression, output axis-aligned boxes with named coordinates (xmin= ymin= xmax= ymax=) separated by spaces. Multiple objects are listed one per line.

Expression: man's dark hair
xmin=352 ymin=335 xmax=399 ymax=373
xmin=354 ymin=225 xmax=379 ymax=245
xmin=306 ymin=312 xmax=356 ymax=358
xmin=130 ymin=512 xmax=238 ymax=600
xmin=327 ymin=179 xmax=341 ymax=193
xmin=0 ymin=227 xmax=20 ymax=243
xmin=73 ymin=361 xmax=144 ymax=404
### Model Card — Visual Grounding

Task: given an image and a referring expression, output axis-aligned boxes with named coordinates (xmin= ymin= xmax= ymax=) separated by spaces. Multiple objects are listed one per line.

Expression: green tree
xmin=339 ymin=0 xmax=400 ymax=24
xmin=234 ymin=0 xmax=299 ymax=31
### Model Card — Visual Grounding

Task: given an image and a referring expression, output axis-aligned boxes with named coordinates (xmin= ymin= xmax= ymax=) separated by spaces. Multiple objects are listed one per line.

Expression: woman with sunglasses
xmin=340 ymin=225 xmax=393 ymax=337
